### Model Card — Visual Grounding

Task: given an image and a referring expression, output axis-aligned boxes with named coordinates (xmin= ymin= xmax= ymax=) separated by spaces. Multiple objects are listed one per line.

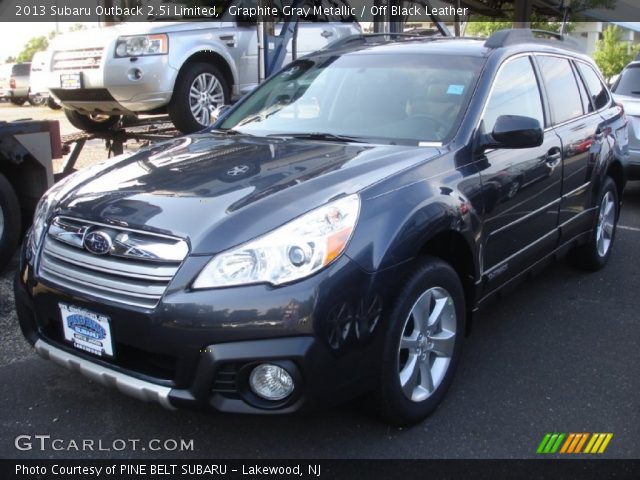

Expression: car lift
xmin=61 ymin=1 xmax=453 ymax=174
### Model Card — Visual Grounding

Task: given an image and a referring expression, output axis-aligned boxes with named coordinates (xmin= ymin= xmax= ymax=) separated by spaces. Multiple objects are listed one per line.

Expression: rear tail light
xmin=9 ymin=78 xmax=15 ymax=89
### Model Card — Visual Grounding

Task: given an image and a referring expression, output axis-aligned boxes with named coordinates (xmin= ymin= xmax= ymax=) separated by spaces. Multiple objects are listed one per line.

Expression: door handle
xmin=321 ymin=30 xmax=334 ymax=38
xmin=545 ymin=149 xmax=562 ymax=167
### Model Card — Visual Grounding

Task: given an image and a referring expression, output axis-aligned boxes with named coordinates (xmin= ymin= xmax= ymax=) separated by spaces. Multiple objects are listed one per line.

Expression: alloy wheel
xmin=189 ymin=73 xmax=225 ymax=126
xmin=596 ymin=191 xmax=615 ymax=257
xmin=397 ymin=286 xmax=457 ymax=402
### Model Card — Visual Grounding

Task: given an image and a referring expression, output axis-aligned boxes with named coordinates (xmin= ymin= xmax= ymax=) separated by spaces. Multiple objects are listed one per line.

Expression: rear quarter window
xmin=577 ymin=61 xmax=611 ymax=109
xmin=12 ymin=63 xmax=31 ymax=76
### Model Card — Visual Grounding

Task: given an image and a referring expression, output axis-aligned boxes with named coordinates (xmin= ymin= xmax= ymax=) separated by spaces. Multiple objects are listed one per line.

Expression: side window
xmin=483 ymin=56 xmax=544 ymax=133
xmin=576 ymin=62 xmax=611 ymax=111
xmin=573 ymin=63 xmax=591 ymax=114
xmin=537 ymin=56 xmax=584 ymax=124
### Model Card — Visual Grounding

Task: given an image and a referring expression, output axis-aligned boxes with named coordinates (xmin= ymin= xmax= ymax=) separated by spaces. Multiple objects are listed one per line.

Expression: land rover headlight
xmin=193 ymin=195 xmax=360 ymax=289
xmin=115 ymin=34 xmax=168 ymax=57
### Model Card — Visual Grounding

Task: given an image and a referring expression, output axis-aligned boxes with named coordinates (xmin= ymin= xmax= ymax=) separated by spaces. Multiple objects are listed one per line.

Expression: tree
xmin=15 ymin=36 xmax=49 ymax=63
xmin=593 ymin=25 xmax=639 ymax=80
xmin=4 ymin=56 xmax=16 ymax=64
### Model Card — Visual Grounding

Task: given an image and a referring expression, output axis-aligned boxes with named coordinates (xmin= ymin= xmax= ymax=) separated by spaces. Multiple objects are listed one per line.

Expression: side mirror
xmin=481 ymin=115 xmax=543 ymax=150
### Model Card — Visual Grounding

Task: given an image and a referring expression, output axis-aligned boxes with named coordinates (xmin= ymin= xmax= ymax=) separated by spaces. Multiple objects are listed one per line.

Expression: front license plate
xmin=60 ymin=72 xmax=82 ymax=89
xmin=59 ymin=303 xmax=114 ymax=357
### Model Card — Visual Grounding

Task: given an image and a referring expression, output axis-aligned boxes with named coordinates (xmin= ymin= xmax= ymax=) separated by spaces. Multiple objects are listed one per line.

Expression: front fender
xmin=346 ymin=174 xmax=482 ymax=278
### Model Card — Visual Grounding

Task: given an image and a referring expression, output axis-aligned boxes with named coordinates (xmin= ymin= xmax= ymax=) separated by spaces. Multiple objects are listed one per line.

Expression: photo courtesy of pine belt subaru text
xmin=14 ymin=29 xmax=629 ymax=426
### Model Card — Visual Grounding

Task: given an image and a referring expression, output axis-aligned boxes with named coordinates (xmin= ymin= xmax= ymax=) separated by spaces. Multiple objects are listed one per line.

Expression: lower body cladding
xmin=14 ymin=255 xmax=396 ymax=414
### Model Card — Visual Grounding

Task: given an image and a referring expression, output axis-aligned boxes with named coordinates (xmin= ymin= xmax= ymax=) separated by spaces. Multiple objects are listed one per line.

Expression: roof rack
xmin=484 ymin=29 xmax=583 ymax=52
xmin=322 ymin=32 xmax=439 ymax=51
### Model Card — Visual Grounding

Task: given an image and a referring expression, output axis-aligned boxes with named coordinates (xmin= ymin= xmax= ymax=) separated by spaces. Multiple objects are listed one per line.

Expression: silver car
xmin=611 ymin=60 xmax=640 ymax=180
xmin=46 ymin=0 xmax=360 ymax=133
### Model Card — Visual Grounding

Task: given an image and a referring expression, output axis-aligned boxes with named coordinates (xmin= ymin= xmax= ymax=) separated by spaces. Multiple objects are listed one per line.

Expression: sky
xmin=0 ymin=22 xmax=96 ymax=63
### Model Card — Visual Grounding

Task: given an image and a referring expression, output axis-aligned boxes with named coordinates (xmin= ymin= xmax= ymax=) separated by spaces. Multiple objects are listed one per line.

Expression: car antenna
xmin=559 ymin=0 xmax=571 ymax=36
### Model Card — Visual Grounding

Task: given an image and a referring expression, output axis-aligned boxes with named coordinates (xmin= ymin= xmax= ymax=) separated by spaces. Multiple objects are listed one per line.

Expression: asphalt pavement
xmin=0 ymin=182 xmax=638 ymax=459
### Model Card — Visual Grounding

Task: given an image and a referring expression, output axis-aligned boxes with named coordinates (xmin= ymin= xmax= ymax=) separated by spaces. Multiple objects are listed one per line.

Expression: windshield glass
xmin=613 ymin=64 xmax=640 ymax=97
xmin=220 ymin=53 xmax=484 ymax=144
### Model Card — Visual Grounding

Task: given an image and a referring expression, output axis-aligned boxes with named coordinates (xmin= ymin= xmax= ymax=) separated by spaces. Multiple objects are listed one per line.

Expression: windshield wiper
xmin=268 ymin=132 xmax=365 ymax=143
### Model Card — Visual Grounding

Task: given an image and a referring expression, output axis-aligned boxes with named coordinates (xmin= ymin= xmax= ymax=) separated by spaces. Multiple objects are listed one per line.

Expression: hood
xmin=54 ymin=133 xmax=441 ymax=254
xmin=49 ymin=22 xmax=223 ymax=50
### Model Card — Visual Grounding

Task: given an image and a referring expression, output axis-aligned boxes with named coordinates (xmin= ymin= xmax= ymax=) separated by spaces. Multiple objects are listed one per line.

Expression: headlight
xmin=115 ymin=34 xmax=168 ymax=58
xmin=193 ymin=195 xmax=360 ymax=289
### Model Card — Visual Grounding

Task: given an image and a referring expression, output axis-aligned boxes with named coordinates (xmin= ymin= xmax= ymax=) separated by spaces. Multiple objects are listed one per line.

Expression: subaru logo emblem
xmin=83 ymin=230 xmax=112 ymax=255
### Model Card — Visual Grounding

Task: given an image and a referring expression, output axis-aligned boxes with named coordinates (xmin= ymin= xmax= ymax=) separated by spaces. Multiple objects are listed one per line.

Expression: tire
xmin=10 ymin=97 xmax=27 ymax=106
xmin=0 ymin=173 xmax=22 ymax=272
xmin=168 ymin=62 xmax=230 ymax=134
xmin=569 ymin=177 xmax=619 ymax=271
xmin=47 ymin=97 xmax=62 ymax=110
xmin=28 ymin=94 xmax=46 ymax=107
xmin=372 ymin=256 xmax=465 ymax=426
xmin=64 ymin=109 xmax=121 ymax=133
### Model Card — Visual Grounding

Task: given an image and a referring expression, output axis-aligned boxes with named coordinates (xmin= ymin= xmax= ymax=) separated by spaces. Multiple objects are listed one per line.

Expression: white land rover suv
xmin=46 ymin=0 xmax=360 ymax=133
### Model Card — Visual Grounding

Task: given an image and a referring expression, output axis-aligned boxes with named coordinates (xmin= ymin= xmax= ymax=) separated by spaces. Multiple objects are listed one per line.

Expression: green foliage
xmin=15 ymin=36 xmax=49 ymax=63
xmin=593 ymin=25 xmax=640 ymax=79
xmin=465 ymin=15 xmax=571 ymax=37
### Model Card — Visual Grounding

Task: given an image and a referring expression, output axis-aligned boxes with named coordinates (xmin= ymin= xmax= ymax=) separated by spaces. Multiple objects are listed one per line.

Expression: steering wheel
xmin=408 ymin=114 xmax=448 ymax=136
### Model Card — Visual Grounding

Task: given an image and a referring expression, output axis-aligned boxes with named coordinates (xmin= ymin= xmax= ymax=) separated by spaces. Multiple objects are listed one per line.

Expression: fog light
xmin=249 ymin=364 xmax=294 ymax=401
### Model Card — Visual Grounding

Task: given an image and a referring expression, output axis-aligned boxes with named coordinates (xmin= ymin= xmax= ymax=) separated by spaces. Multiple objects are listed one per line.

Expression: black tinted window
xmin=483 ymin=56 xmax=544 ymax=132
xmin=12 ymin=63 xmax=30 ymax=76
xmin=573 ymin=63 xmax=592 ymax=113
xmin=537 ymin=56 xmax=583 ymax=124
xmin=612 ymin=64 xmax=640 ymax=98
xmin=577 ymin=62 xmax=610 ymax=109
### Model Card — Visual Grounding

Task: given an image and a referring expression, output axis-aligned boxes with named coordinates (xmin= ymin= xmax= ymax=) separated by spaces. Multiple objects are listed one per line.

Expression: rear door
xmin=534 ymin=55 xmax=607 ymax=242
xmin=478 ymin=55 xmax=563 ymax=289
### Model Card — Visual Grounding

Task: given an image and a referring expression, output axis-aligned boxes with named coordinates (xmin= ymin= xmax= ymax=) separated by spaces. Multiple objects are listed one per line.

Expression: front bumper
xmin=15 ymin=250 xmax=394 ymax=413
xmin=49 ymin=55 xmax=177 ymax=114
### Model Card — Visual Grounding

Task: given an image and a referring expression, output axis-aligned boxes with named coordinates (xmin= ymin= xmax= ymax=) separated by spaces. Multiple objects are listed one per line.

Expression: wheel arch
xmin=605 ymin=159 xmax=625 ymax=211
xmin=174 ymin=49 xmax=236 ymax=99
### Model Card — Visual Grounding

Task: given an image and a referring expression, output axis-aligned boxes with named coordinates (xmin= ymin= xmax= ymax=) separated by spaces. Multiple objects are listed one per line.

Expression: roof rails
xmin=484 ymin=29 xmax=583 ymax=52
xmin=322 ymin=32 xmax=439 ymax=51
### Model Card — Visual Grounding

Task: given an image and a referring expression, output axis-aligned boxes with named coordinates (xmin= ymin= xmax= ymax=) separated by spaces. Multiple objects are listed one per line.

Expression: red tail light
xmin=9 ymin=78 xmax=15 ymax=89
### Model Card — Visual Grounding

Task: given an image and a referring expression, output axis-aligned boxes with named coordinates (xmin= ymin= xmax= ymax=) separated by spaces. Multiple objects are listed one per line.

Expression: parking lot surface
xmin=1 ymin=102 xmax=639 ymax=459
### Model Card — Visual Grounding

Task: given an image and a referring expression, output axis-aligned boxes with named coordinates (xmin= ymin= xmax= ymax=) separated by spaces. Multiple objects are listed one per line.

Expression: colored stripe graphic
xmin=537 ymin=433 xmax=612 ymax=454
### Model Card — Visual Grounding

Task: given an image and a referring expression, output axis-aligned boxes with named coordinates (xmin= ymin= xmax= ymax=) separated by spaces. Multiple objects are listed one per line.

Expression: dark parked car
xmin=15 ymin=30 xmax=628 ymax=426
xmin=611 ymin=60 xmax=640 ymax=179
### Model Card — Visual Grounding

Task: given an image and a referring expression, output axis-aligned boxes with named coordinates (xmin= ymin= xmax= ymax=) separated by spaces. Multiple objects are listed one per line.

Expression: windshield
xmin=220 ymin=53 xmax=484 ymax=145
xmin=613 ymin=64 xmax=640 ymax=98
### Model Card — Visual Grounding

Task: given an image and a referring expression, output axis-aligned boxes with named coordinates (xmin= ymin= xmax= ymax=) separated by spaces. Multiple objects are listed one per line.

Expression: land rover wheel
xmin=168 ymin=62 xmax=229 ymax=134
xmin=64 ymin=109 xmax=121 ymax=133
xmin=10 ymin=97 xmax=26 ymax=106
xmin=0 ymin=173 xmax=21 ymax=271
xmin=373 ymin=256 xmax=465 ymax=426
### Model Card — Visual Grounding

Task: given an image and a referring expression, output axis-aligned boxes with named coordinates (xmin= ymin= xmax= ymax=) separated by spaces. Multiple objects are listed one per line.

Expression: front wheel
xmin=0 ymin=173 xmax=21 ymax=272
xmin=64 ymin=109 xmax=121 ymax=133
xmin=373 ymin=256 xmax=465 ymax=426
xmin=569 ymin=176 xmax=619 ymax=271
xmin=10 ymin=97 xmax=27 ymax=106
xmin=168 ymin=62 xmax=229 ymax=134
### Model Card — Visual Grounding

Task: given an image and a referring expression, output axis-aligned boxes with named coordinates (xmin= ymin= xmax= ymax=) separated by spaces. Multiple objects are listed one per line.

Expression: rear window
xmin=12 ymin=63 xmax=31 ymax=76
xmin=612 ymin=64 xmax=640 ymax=98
